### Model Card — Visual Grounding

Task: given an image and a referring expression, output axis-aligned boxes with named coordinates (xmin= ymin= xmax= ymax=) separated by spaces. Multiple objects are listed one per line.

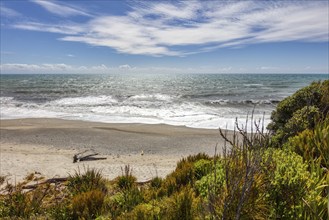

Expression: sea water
xmin=0 ymin=73 xmax=327 ymax=130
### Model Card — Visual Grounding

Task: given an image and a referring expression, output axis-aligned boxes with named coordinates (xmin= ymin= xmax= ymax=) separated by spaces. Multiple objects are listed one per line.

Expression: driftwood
xmin=22 ymin=177 xmax=68 ymax=189
xmin=73 ymin=149 xmax=107 ymax=163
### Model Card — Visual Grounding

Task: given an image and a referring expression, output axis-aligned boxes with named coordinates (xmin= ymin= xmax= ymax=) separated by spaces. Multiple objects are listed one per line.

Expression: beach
xmin=0 ymin=118 xmax=226 ymax=183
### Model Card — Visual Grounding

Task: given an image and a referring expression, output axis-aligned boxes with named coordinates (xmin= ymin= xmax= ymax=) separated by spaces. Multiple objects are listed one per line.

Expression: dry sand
xmin=0 ymin=118 xmax=229 ymax=183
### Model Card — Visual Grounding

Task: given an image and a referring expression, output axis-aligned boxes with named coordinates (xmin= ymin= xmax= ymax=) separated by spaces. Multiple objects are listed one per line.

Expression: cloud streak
xmin=0 ymin=5 xmax=21 ymax=17
xmin=31 ymin=0 xmax=92 ymax=17
xmin=11 ymin=1 xmax=329 ymax=56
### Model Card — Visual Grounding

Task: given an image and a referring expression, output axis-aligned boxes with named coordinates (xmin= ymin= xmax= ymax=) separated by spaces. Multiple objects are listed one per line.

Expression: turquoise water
xmin=0 ymin=73 xmax=327 ymax=129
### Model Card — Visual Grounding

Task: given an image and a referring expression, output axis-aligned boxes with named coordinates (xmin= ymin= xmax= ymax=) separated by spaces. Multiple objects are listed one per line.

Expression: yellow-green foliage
xmin=195 ymin=162 xmax=225 ymax=198
xmin=194 ymin=159 xmax=212 ymax=180
xmin=71 ymin=189 xmax=105 ymax=220
xmin=212 ymin=150 xmax=270 ymax=220
xmin=264 ymin=149 xmax=316 ymax=219
xmin=159 ymin=187 xmax=201 ymax=220
xmin=286 ymin=118 xmax=329 ymax=168
xmin=119 ymin=203 xmax=160 ymax=220
xmin=284 ymin=118 xmax=329 ymax=219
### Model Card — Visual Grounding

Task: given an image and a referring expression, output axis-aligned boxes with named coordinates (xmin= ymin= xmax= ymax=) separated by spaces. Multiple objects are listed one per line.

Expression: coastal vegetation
xmin=0 ymin=80 xmax=328 ymax=219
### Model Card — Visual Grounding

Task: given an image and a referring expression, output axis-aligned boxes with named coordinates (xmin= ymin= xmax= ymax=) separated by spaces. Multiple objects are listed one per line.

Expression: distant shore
xmin=0 ymin=118 xmax=229 ymax=183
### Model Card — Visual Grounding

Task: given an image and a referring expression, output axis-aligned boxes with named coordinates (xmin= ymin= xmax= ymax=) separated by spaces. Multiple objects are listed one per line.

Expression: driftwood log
xmin=22 ymin=177 xmax=68 ymax=189
xmin=73 ymin=150 xmax=107 ymax=163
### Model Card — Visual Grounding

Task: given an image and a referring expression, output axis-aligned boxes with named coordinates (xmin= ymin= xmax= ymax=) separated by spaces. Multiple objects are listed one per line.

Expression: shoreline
xmin=0 ymin=118 xmax=229 ymax=183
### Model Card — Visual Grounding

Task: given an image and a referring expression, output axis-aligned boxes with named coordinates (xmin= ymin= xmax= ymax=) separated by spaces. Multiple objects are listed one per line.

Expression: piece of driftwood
xmin=22 ymin=177 xmax=68 ymax=189
xmin=73 ymin=150 xmax=107 ymax=163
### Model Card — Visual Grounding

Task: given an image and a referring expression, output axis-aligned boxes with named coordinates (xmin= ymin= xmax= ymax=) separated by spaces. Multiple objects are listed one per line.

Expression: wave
xmin=127 ymin=94 xmax=174 ymax=102
xmin=205 ymin=99 xmax=280 ymax=106
xmin=0 ymin=95 xmax=273 ymax=130
xmin=51 ymin=95 xmax=118 ymax=107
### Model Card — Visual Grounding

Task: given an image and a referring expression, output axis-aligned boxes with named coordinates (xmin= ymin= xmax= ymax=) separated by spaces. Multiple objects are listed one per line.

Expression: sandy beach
xmin=0 ymin=118 xmax=228 ymax=183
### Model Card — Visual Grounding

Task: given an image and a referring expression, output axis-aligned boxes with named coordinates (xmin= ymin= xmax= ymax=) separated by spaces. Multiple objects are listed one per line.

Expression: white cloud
xmin=32 ymin=0 xmax=91 ymax=17
xmin=0 ymin=63 xmax=73 ymax=73
xmin=1 ymin=63 xmax=328 ymax=74
xmin=259 ymin=66 xmax=279 ymax=70
xmin=0 ymin=5 xmax=21 ymax=17
xmin=66 ymin=54 xmax=75 ymax=57
xmin=13 ymin=22 xmax=85 ymax=34
xmin=11 ymin=1 xmax=329 ymax=56
xmin=119 ymin=64 xmax=132 ymax=70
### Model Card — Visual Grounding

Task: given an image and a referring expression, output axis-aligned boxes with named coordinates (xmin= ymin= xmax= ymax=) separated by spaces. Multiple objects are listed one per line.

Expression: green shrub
xmin=159 ymin=176 xmax=176 ymax=197
xmin=285 ymin=117 xmax=329 ymax=168
xmin=195 ymin=162 xmax=225 ymax=198
xmin=108 ymin=166 xmax=143 ymax=217
xmin=150 ymin=176 xmax=163 ymax=189
xmin=68 ymin=168 xmax=107 ymax=195
xmin=173 ymin=161 xmax=195 ymax=187
xmin=115 ymin=165 xmax=136 ymax=190
xmin=284 ymin=118 xmax=329 ymax=219
xmin=264 ymin=149 xmax=314 ymax=219
xmin=159 ymin=187 xmax=200 ymax=220
xmin=107 ymin=188 xmax=143 ymax=217
xmin=268 ymin=80 xmax=328 ymax=146
xmin=268 ymin=81 xmax=324 ymax=131
xmin=71 ymin=189 xmax=105 ymax=219
xmin=119 ymin=203 xmax=160 ymax=220
xmin=194 ymin=159 xmax=213 ymax=180
xmin=271 ymin=106 xmax=320 ymax=146
xmin=0 ymin=182 xmax=53 ymax=218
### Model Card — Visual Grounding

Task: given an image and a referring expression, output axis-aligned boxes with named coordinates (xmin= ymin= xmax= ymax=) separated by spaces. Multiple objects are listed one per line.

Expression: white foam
xmin=51 ymin=95 xmax=118 ymax=106
xmin=0 ymin=95 xmax=271 ymax=131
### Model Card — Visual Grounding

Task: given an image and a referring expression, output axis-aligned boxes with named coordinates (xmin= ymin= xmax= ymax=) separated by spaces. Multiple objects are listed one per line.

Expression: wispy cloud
xmin=0 ymin=5 xmax=21 ymax=17
xmin=12 ymin=1 xmax=329 ymax=56
xmin=32 ymin=0 xmax=92 ymax=17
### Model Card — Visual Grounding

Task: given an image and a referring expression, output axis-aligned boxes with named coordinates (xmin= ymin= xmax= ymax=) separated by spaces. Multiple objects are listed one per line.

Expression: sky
xmin=0 ymin=0 xmax=328 ymax=74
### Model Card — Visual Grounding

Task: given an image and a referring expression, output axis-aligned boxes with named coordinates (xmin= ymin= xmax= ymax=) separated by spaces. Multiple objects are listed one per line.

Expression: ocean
xmin=0 ymin=73 xmax=327 ymax=130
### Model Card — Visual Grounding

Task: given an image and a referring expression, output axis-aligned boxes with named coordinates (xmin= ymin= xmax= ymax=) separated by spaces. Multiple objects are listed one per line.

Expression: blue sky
xmin=0 ymin=0 xmax=328 ymax=74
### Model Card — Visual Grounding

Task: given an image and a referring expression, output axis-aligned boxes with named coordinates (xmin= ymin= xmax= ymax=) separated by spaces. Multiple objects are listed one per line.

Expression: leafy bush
xmin=268 ymin=80 xmax=328 ymax=146
xmin=194 ymin=159 xmax=213 ymax=180
xmin=71 ymin=189 xmax=105 ymax=219
xmin=285 ymin=117 xmax=329 ymax=168
xmin=159 ymin=187 xmax=200 ymax=220
xmin=195 ymin=162 xmax=225 ymax=198
xmin=119 ymin=203 xmax=160 ymax=220
xmin=264 ymin=149 xmax=315 ymax=219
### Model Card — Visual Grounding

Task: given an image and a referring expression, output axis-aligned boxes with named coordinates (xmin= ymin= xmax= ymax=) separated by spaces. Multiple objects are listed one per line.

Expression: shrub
xmin=271 ymin=106 xmax=320 ymax=146
xmin=71 ymin=189 xmax=105 ymax=219
xmin=68 ymin=168 xmax=107 ymax=195
xmin=169 ymin=161 xmax=195 ymax=191
xmin=150 ymin=176 xmax=163 ymax=189
xmin=268 ymin=81 xmax=324 ymax=131
xmin=195 ymin=162 xmax=225 ymax=198
xmin=115 ymin=165 xmax=137 ymax=190
xmin=159 ymin=187 xmax=200 ymax=220
xmin=119 ymin=203 xmax=160 ymax=220
xmin=194 ymin=159 xmax=213 ymax=180
xmin=285 ymin=117 xmax=329 ymax=168
xmin=264 ymin=148 xmax=315 ymax=219
xmin=108 ymin=165 xmax=143 ymax=217
xmin=268 ymin=80 xmax=328 ymax=146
